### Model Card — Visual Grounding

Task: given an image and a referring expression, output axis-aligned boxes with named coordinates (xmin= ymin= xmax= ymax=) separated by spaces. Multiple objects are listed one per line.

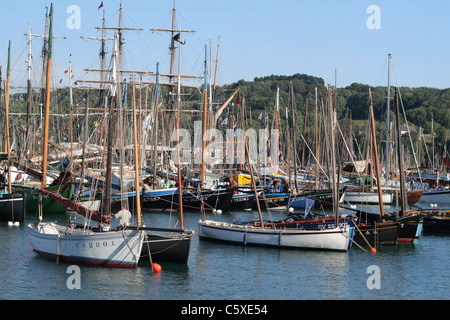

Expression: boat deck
xmin=33 ymin=222 xmax=97 ymax=235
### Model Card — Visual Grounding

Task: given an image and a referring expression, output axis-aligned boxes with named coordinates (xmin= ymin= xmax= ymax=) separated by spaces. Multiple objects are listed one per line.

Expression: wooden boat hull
xmin=26 ymin=222 xmax=144 ymax=268
xmin=234 ymin=216 xmax=355 ymax=230
xmin=142 ymin=188 xmax=234 ymax=212
xmin=392 ymin=190 xmax=423 ymax=204
xmin=353 ymin=221 xmax=399 ymax=246
xmin=343 ymin=191 xmax=393 ymax=204
xmin=233 ymin=217 xmax=356 ymax=248
xmin=396 ymin=214 xmax=423 ymax=243
xmin=141 ymin=233 xmax=191 ymax=264
xmin=198 ymin=219 xmax=352 ymax=251
xmin=253 ymin=192 xmax=290 ymax=211
xmin=229 ymin=193 xmax=254 ymax=211
xmin=422 ymin=213 xmax=450 ymax=233
xmin=0 ymin=192 xmax=26 ymax=222
xmin=419 ymin=189 xmax=450 ymax=206
xmin=288 ymin=188 xmax=344 ymax=209
xmin=25 ymin=184 xmax=75 ymax=215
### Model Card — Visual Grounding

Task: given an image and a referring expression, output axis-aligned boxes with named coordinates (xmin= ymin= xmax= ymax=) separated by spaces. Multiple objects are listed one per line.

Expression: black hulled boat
xmin=0 ymin=191 xmax=26 ymax=223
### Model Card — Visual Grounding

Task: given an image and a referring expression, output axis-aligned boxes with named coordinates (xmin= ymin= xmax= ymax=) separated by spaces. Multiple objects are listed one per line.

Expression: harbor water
xmin=0 ymin=204 xmax=449 ymax=301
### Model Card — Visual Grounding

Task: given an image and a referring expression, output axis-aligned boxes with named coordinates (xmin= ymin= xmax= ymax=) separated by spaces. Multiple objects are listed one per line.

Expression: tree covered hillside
xmin=220 ymin=74 xmax=450 ymax=166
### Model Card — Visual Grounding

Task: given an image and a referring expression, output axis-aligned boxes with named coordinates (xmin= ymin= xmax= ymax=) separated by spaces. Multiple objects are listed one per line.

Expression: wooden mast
xmin=328 ymin=87 xmax=338 ymax=222
xmin=213 ymin=34 xmax=220 ymax=90
xmin=394 ymin=87 xmax=408 ymax=214
xmin=418 ymin=127 xmax=422 ymax=168
xmin=4 ymin=41 xmax=10 ymax=155
xmin=104 ymin=30 xmax=120 ymax=217
xmin=132 ymin=85 xmax=142 ymax=226
xmin=100 ymin=10 xmax=107 ymax=88
xmin=5 ymin=40 xmax=12 ymax=194
xmin=79 ymin=89 xmax=89 ymax=196
xmin=286 ymin=87 xmax=291 ymax=187
xmin=39 ymin=7 xmax=48 ymax=108
xmin=289 ymin=82 xmax=299 ymax=190
xmin=385 ymin=54 xmax=392 ymax=178
xmin=201 ymin=43 xmax=208 ymax=185
xmin=274 ymin=87 xmax=279 ymax=171
xmin=368 ymin=88 xmax=385 ymax=217
xmin=69 ymin=56 xmax=74 ymax=162
xmin=26 ymin=27 xmax=33 ymax=148
xmin=176 ymin=40 xmax=184 ymax=230
xmin=41 ymin=3 xmax=53 ymax=189
xmin=302 ymin=99 xmax=308 ymax=168
xmin=314 ymin=87 xmax=319 ymax=189
xmin=151 ymin=61 xmax=160 ymax=186
xmin=169 ymin=0 xmax=177 ymax=84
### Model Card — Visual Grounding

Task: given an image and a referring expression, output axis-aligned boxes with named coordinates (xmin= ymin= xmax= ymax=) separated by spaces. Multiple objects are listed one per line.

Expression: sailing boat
xmin=27 ymin=4 xmax=144 ymax=268
xmin=82 ymin=2 xmax=193 ymax=264
xmin=350 ymin=88 xmax=400 ymax=246
xmin=139 ymin=46 xmax=193 ymax=264
xmin=133 ymin=65 xmax=192 ymax=264
xmin=0 ymin=42 xmax=27 ymax=224
xmin=198 ymin=88 xmax=353 ymax=251
xmin=380 ymin=87 xmax=423 ymax=243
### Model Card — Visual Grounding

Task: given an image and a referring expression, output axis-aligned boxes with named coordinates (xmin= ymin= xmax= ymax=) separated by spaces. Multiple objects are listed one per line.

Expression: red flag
xmin=98 ymin=1 xmax=103 ymax=10
xmin=444 ymin=157 xmax=450 ymax=169
xmin=64 ymin=69 xmax=68 ymax=74
xmin=234 ymin=94 xmax=241 ymax=105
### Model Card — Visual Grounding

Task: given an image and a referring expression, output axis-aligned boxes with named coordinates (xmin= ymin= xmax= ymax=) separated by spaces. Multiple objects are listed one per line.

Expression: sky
xmin=1 ymin=0 xmax=450 ymax=91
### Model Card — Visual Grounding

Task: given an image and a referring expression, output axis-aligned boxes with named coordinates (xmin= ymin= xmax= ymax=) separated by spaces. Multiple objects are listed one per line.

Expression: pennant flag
xmin=220 ymin=118 xmax=228 ymax=126
xmin=64 ymin=69 xmax=68 ymax=74
xmin=304 ymin=198 xmax=315 ymax=219
xmin=98 ymin=2 xmax=104 ymax=10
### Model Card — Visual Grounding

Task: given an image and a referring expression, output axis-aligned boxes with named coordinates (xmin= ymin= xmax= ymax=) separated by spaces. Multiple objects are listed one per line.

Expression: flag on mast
xmin=304 ymin=198 xmax=315 ymax=219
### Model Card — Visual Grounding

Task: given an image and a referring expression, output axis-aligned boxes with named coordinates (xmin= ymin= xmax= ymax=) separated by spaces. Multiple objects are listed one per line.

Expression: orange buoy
xmin=152 ymin=263 xmax=162 ymax=273
xmin=370 ymin=247 xmax=377 ymax=253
